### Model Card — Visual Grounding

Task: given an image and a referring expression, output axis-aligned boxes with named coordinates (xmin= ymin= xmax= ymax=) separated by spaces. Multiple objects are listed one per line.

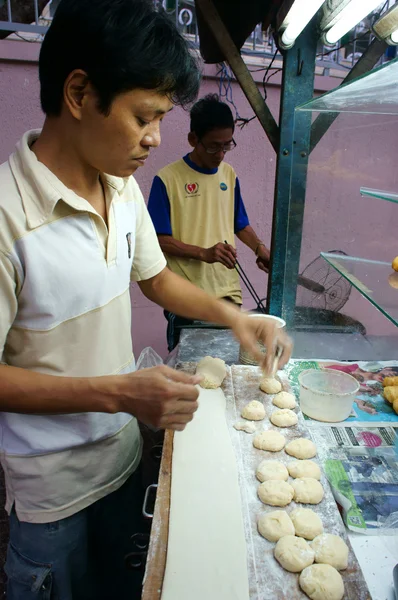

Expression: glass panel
xmin=360 ymin=187 xmax=398 ymax=204
xmin=321 ymin=253 xmax=398 ymax=327
xmin=282 ymin=104 xmax=398 ymax=360
xmin=297 ymin=58 xmax=398 ymax=114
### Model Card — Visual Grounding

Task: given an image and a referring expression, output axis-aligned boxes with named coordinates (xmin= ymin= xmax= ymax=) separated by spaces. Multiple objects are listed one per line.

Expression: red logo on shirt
xmin=185 ymin=182 xmax=199 ymax=194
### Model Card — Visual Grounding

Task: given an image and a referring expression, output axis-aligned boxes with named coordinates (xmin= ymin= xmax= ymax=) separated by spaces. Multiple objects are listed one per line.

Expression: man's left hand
xmin=256 ymin=246 xmax=271 ymax=273
xmin=231 ymin=313 xmax=292 ymax=373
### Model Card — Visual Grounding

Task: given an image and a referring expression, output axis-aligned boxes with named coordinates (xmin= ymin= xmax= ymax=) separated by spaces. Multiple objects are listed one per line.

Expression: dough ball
xmin=233 ymin=421 xmax=257 ymax=434
xmin=273 ymin=391 xmax=297 ymax=409
xmin=260 ymin=377 xmax=282 ymax=394
xmin=274 ymin=535 xmax=315 ymax=573
xmin=258 ymin=480 xmax=294 ymax=507
xmin=299 ymin=564 xmax=344 ymax=600
xmin=257 ymin=510 xmax=295 ymax=542
xmin=285 ymin=438 xmax=317 ymax=459
xmin=392 ymin=256 xmax=398 ymax=272
xmin=253 ymin=430 xmax=286 ymax=452
xmin=288 ymin=460 xmax=321 ymax=480
xmin=270 ymin=408 xmax=298 ymax=428
xmin=290 ymin=508 xmax=323 ymax=540
xmin=241 ymin=400 xmax=265 ymax=421
xmin=311 ymin=534 xmax=349 ymax=570
xmin=256 ymin=460 xmax=289 ymax=483
xmin=292 ymin=478 xmax=324 ymax=505
xmin=196 ymin=356 xmax=226 ymax=389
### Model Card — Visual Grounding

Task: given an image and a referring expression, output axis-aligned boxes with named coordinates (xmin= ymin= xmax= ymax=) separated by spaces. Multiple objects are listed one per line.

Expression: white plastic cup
xmin=299 ymin=368 xmax=360 ymax=423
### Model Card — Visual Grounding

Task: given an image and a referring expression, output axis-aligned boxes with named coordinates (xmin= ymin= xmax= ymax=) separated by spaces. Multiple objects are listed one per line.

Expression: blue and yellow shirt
xmin=148 ymin=154 xmax=249 ymax=303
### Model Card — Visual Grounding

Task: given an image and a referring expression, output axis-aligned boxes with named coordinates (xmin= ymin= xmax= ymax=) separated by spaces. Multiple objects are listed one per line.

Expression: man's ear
xmin=188 ymin=131 xmax=198 ymax=148
xmin=63 ymin=69 xmax=92 ymax=120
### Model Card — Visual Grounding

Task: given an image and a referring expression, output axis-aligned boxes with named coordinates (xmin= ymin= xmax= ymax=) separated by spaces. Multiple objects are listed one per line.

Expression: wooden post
xmin=195 ymin=0 xmax=280 ymax=152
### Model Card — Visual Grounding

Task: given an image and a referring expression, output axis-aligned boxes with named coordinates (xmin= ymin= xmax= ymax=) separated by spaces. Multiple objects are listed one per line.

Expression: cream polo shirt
xmin=0 ymin=130 xmax=167 ymax=523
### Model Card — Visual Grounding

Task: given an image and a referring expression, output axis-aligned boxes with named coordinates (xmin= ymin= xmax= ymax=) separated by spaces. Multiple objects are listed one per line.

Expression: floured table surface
xmin=143 ymin=363 xmax=371 ymax=600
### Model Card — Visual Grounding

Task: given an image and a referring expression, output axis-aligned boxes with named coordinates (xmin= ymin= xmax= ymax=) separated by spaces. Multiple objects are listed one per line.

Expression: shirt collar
xmin=183 ymin=153 xmax=218 ymax=175
xmin=9 ymin=129 xmax=129 ymax=230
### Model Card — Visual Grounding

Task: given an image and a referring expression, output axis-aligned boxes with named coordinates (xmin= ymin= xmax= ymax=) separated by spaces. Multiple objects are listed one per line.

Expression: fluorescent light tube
xmin=280 ymin=0 xmax=326 ymax=48
xmin=324 ymin=0 xmax=383 ymax=45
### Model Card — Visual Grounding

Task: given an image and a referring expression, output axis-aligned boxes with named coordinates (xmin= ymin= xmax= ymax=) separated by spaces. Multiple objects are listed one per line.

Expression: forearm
xmin=236 ymin=225 xmax=266 ymax=253
xmin=139 ymin=268 xmax=239 ymax=327
xmin=158 ymin=235 xmax=205 ymax=261
xmin=0 ymin=364 xmax=116 ymax=414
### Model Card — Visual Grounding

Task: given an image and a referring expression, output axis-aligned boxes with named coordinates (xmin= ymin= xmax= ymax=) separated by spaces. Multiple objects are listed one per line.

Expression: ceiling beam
xmin=195 ymin=0 xmax=280 ymax=152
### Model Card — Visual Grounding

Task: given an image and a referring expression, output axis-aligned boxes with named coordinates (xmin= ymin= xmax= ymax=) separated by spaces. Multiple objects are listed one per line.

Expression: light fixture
xmin=322 ymin=0 xmax=384 ymax=46
xmin=277 ymin=0 xmax=326 ymax=50
xmin=373 ymin=3 xmax=398 ymax=45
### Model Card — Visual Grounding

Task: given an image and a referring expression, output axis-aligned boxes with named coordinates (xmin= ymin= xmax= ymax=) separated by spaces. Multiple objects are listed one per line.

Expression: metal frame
xmin=267 ymin=18 xmax=319 ymax=323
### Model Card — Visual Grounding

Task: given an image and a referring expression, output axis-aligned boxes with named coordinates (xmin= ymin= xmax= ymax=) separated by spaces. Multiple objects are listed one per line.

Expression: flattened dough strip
xmin=161 ymin=387 xmax=250 ymax=600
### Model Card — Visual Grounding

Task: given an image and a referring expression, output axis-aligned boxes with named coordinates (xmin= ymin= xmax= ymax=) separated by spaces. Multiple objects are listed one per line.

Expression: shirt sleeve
xmin=0 ymin=251 xmax=18 ymax=362
xmin=234 ymin=177 xmax=250 ymax=233
xmin=129 ymin=178 xmax=167 ymax=282
xmin=147 ymin=175 xmax=172 ymax=235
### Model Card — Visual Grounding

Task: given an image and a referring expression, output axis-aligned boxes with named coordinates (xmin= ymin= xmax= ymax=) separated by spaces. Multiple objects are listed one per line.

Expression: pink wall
xmin=1 ymin=43 xmax=397 ymax=360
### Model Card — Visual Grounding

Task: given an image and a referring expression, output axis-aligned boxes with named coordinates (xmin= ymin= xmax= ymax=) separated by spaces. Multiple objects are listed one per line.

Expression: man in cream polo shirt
xmin=148 ymin=94 xmax=272 ymax=350
xmin=0 ymin=1 xmax=291 ymax=598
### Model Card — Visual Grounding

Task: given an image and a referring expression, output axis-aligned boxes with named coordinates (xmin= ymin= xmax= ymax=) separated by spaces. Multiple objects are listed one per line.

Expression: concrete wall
xmin=1 ymin=41 xmax=397 ymax=360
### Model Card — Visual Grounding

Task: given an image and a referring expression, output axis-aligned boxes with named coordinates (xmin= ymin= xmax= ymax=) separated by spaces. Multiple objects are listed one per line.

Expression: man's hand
xmin=231 ymin=314 xmax=292 ymax=373
xmin=115 ymin=366 xmax=201 ymax=431
xmin=256 ymin=246 xmax=271 ymax=273
xmin=202 ymin=242 xmax=236 ymax=269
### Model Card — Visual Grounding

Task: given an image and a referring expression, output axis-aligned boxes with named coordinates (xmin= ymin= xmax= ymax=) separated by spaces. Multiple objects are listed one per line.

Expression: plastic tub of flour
xmin=239 ymin=314 xmax=286 ymax=366
xmin=299 ymin=369 xmax=360 ymax=423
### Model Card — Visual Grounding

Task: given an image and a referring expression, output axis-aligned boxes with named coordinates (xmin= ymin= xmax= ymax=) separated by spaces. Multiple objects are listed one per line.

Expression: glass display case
xmin=281 ymin=57 xmax=398 ymax=360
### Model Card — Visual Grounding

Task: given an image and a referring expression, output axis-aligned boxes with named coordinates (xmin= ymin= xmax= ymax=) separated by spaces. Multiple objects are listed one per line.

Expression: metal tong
xmin=224 ymin=240 xmax=267 ymax=313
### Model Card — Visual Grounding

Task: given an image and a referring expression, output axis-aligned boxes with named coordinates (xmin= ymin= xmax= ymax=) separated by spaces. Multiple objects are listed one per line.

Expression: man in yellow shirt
xmin=148 ymin=94 xmax=271 ymax=349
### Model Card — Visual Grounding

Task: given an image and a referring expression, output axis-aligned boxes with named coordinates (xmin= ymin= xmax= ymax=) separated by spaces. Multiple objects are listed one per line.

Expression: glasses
xmin=199 ymin=138 xmax=237 ymax=154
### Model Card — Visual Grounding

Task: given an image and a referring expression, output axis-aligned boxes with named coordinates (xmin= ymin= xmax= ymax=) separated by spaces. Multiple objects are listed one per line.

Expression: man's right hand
xmin=202 ymin=242 xmax=237 ymax=269
xmin=114 ymin=365 xmax=200 ymax=431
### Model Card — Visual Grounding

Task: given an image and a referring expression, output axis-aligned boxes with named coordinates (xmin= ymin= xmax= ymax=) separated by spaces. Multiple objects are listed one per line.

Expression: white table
xmin=349 ymin=533 xmax=398 ymax=600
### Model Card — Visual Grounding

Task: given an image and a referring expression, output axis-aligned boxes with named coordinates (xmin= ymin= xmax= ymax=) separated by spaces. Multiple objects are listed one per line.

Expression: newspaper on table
xmin=284 ymin=359 xmax=398 ymax=534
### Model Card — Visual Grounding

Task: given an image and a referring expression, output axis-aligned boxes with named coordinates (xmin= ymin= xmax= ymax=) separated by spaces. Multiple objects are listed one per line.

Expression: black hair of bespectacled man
xmin=39 ymin=0 xmax=201 ymax=117
xmin=190 ymin=93 xmax=235 ymax=139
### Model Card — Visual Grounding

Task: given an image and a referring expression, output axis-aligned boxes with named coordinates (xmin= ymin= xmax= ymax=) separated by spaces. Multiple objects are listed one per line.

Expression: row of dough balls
xmin=241 ymin=392 xmax=297 ymax=422
xmin=276 ymin=534 xmax=346 ymax=600
xmin=258 ymin=520 xmax=347 ymax=600
xmin=256 ymin=459 xmax=323 ymax=508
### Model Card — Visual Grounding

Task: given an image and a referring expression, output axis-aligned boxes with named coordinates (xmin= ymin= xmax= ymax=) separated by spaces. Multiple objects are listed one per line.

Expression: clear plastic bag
xmin=135 ymin=346 xmax=164 ymax=371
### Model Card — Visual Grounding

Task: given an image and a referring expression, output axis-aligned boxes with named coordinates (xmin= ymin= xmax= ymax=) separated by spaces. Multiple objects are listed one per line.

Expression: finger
xmin=277 ymin=335 xmax=293 ymax=368
xmin=162 ymin=367 xmax=202 ymax=387
xmin=257 ymin=261 xmax=268 ymax=273
xmin=168 ymin=382 xmax=200 ymax=402
xmin=225 ymin=244 xmax=237 ymax=257
xmin=237 ymin=328 xmax=264 ymax=365
xmin=221 ymin=250 xmax=237 ymax=269
xmin=163 ymin=412 xmax=195 ymax=429
xmin=217 ymin=254 xmax=235 ymax=269
xmin=166 ymin=399 xmax=199 ymax=415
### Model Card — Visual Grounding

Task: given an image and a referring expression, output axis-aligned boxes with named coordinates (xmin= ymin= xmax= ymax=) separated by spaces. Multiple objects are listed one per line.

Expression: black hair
xmin=190 ymin=94 xmax=235 ymax=138
xmin=39 ymin=0 xmax=200 ymax=116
